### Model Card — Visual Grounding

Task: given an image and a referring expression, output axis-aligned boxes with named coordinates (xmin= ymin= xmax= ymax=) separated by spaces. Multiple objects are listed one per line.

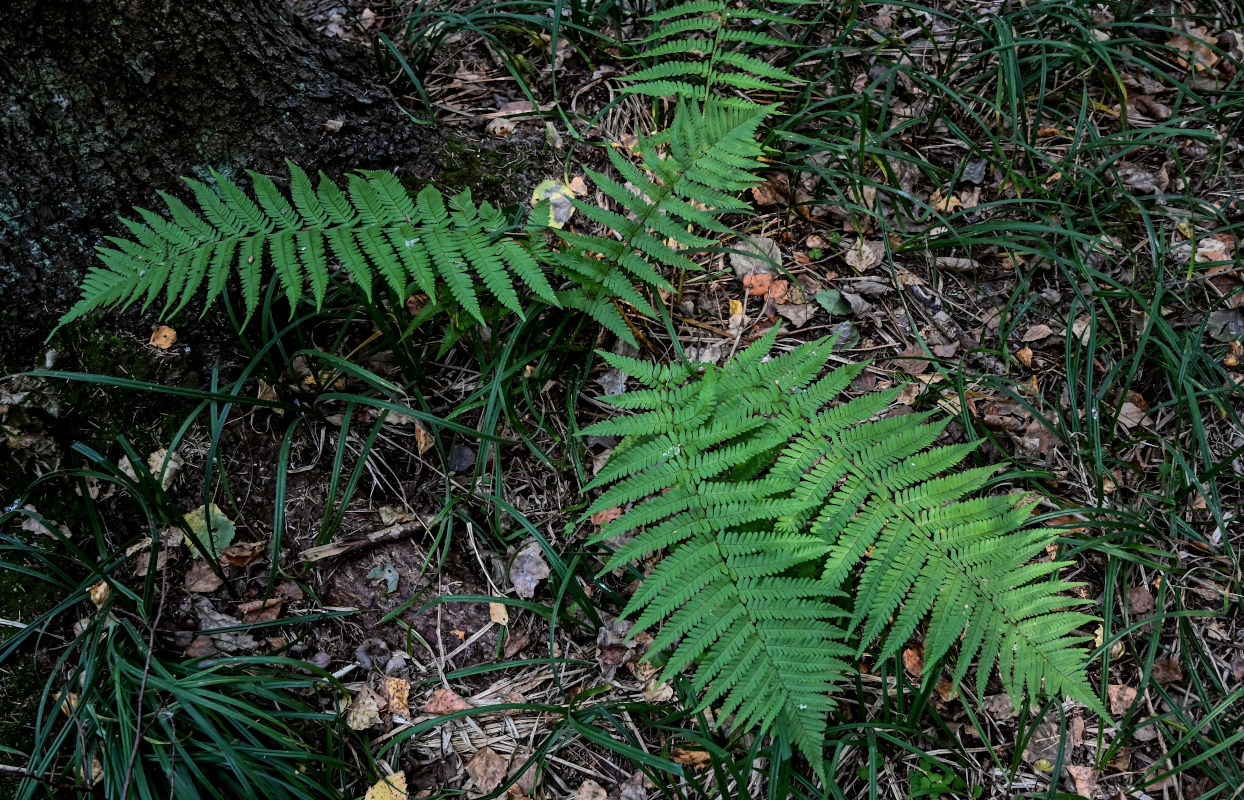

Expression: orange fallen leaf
xmin=149 ymin=325 xmax=177 ymax=349
xmin=902 ymin=646 xmax=924 ymax=677
xmin=380 ymin=676 xmax=411 ymax=716
xmin=742 ymin=272 xmax=772 ymax=296
xmin=590 ymin=507 xmax=622 ymax=527
xmin=671 ymin=748 xmax=712 ymax=768
xmin=423 ymin=688 xmax=471 ymax=714
xmin=222 ymin=541 xmax=265 ymax=567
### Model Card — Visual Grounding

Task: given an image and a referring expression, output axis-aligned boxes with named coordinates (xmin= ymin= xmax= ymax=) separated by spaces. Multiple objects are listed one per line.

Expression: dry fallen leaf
xmin=423 ymin=688 xmax=471 ymax=715
xmin=618 ymin=770 xmax=654 ymax=800
xmin=1016 ymin=346 xmax=1034 ymax=367
xmin=149 ymin=325 xmax=177 ymax=349
xmin=1067 ymin=765 xmax=1098 ymax=797
xmin=575 ymin=780 xmax=608 ymax=800
xmin=380 ymin=676 xmax=411 ymax=716
xmin=1153 ymin=657 xmax=1183 ymax=685
xmin=489 ymin=602 xmax=510 ymax=626
xmin=1127 ymin=586 xmax=1154 ymax=614
xmin=590 ymin=507 xmax=622 ymax=527
xmin=345 ymin=687 xmax=384 ymax=730
xmin=1022 ymin=323 xmax=1054 ymax=342
xmin=902 ymin=646 xmax=924 ymax=678
xmin=672 ymin=748 xmax=712 ymax=768
xmin=236 ymin=597 xmax=282 ymax=624
xmin=509 ymin=541 xmax=550 ymax=600
xmin=184 ymin=560 xmax=223 ymax=593
xmin=364 ymin=772 xmax=408 ymax=800
xmin=844 ymin=237 xmax=884 ymax=272
xmin=221 ymin=541 xmax=264 ymax=567
xmin=466 ymin=746 xmax=509 ymax=794
xmin=1108 ymin=684 xmax=1138 ymax=715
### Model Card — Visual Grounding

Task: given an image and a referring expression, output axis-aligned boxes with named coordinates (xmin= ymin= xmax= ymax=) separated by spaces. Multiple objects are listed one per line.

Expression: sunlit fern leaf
xmin=581 ymin=328 xmax=1105 ymax=772
xmin=54 ymin=165 xmax=562 ymax=333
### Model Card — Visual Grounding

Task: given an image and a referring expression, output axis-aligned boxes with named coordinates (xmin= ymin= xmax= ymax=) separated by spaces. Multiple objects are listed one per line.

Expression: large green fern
xmin=623 ymin=0 xmax=808 ymax=106
xmin=55 ymin=163 xmax=557 ymax=331
xmin=582 ymin=329 xmax=1104 ymax=775
xmin=548 ymin=99 xmax=769 ymax=342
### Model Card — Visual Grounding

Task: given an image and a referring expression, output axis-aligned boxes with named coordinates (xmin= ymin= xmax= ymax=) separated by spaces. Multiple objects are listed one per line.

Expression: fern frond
xmin=545 ymin=99 xmax=768 ymax=344
xmin=55 ymin=166 xmax=563 ymax=332
xmin=623 ymin=0 xmax=807 ymax=105
xmin=583 ymin=334 xmax=1104 ymax=770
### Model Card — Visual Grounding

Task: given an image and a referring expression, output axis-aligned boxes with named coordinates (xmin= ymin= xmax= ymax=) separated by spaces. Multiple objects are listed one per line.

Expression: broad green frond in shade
xmin=54 ymin=165 xmax=561 ymax=333
xmin=581 ymin=329 xmax=1104 ymax=771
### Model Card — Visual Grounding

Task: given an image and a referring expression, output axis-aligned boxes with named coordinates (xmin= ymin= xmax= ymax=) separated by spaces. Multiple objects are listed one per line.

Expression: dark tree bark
xmin=0 ymin=0 xmax=440 ymax=371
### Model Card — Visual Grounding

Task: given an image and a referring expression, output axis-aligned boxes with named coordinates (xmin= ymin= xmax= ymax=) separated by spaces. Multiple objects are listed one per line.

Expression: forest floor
xmin=3 ymin=1 xmax=1244 ymax=799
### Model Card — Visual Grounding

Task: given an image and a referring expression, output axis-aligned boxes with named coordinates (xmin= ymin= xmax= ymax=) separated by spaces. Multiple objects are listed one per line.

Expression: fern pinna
xmin=55 ymin=163 xmax=556 ymax=332
xmin=582 ymin=329 xmax=1104 ymax=774
xmin=549 ymin=99 xmax=770 ymax=343
xmin=623 ymin=0 xmax=807 ymax=105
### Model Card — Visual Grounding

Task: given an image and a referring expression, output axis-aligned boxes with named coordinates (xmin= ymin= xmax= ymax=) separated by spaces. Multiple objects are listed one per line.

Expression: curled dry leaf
xmin=590 ymin=507 xmax=622 ymax=527
xmin=509 ymin=541 xmax=550 ymax=600
xmin=423 ymin=688 xmax=471 ymax=715
xmin=236 ymin=597 xmax=283 ymax=624
xmin=672 ymin=748 xmax=712 ymax=768
xmin=222 ymin=541 xmax=265 ymax=567
xmin=1022 ymin=323 xmax=1054 ymax=342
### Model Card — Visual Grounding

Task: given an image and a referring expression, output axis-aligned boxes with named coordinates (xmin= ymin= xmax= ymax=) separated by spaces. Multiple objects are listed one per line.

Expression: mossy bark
xmin=0 ymin=0 xmax=441 ymax=371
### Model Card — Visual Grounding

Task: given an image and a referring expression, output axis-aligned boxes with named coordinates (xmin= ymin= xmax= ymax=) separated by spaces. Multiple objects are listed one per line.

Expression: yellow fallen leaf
xmin=345 ymin=687 xmax=383 ymax=730
xmin=489 ymin=602 xmax=510 ymax=626
xmin=364 ymin=772 xmax=407 ymax=800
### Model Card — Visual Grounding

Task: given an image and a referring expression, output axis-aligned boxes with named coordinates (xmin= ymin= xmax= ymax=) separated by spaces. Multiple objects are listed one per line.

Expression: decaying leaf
xmin=509 ymin=541 xmax=549 ymax=600
xmin=1108 ymin=684 xmax=1138 ymax=715
xmin=364 ymin=772 xmax=407 ymax=800
xmin=590 ymin=507 xmax=622 ymax=527
xmin=183 ymin=504 xmax=236 ymax=561
xmin=193 ymin=597 xmax=257 ymax=652
xmin=672 ymin=748 xmax=712 ymax=768
xmin=345 ymin=686 xmax=384 ymax=730
xmin=236 ymin=597 xmax=283 ymax=624
xmin=1067 ymin=765 xmax=1098 ymax=797
xmin=902 ymin=646 xmax=924 ymax=677
xmin=531 ymin=179 xmax=576 ymax=228
xmin=729 ymin=235 xmax=780 ymax=277
xmin=618 ymin=770 xmax=654 ymax=800
xmin=1153 ymin=657 xmax=1183 ymax=685
xmin=148 ymin=325 xmax=177 ymax=349
xmin=380 ymin=676 xmax=411 ymax=716
xmin=489 ymin=602 xmax=510 ymax=626
xmin=423 ymin=688 xmax=472 ymax=715
xmin=367 ymin=561 xmax=401 ymax=594
xmin=575 ymin=780 xmax=608 ymax=800
xmin=844 ymin=237 xmax=884 ymax=272
xmin=221 ymin=541 xmax=264 ymax=567
xmin=465 ymin=746 xmax=508 ymax=794
xmin=184 ymin=560 xmax=223 ymax=593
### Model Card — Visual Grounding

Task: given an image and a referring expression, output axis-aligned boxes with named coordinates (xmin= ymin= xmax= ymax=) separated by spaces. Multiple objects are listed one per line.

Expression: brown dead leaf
xmin=236 ymin=597 xmax=283 ymax=624
xmin=934 ymin=679 xmax=958 ymax=702
xmin=750 ymin=174 xmax=789 ymax=206
xmin=184 ymin=560 xmax=223 ymax=593
xmin=89 ymin=580 xmax=109 ymax=608
xmin=1153 ymin=657 xmax=1183 ymax=685
xmin=844 ymin=237 xmax=884 ymax=272
xmin=345 ymin=687 xmax=383 ymax=730
xmin=1022 ymin=323 xmax=1054 ymax=342
xmin=1021 ymin=718 xmax=1062 ymax=769
xmin=618 ymin=771 xmax=654 ymax=800
xmin=1127 ymin=586 xmax=1154 ymax=614
xmin=902 ymin=646 xmax=924 ymax=678
xmin=185 ymin=635 xmax=217 ymax=658
xmin=596 ymin=616 xmax=635 ymax=681
xmin=672 ymin=748 xmax=712 ymax=768
xmin=380 ymin=676 xmax=411 ymax=716
xmin=575 ymin=780 xmax=608 ymax=800
xmin=1108 ymin=684 xmax=1138 ymax=715
xmin=590 ymin=507 xmax=622 ymax=527
xmin=641 ymin=679 xmax=673 ymax=703
xmin=221 ymin=541 xmax=264 ymax=567
xmin=1168 ymin=26 xmax=1221 ymax=73
xmin=364 ymin=773 xmax=407 ymax=800
xmin=506 ymin=751 xmax=537 ymax=798
xmin=149 ymin=325 xmax=177 ymax=349
xmin=892 ymin=343 xmax=929 ymax=375
xmin=465 ymin=746 xmax=508 ymax=794
xmin=743 ymin=272 xmax=772 ymax=296
xmin=930 ymin=188 xmax=962 ymax=213
xmin=423 ymin=688 xmax=471 ymax=715
xmin=503 ymin=628 xmax=531 ymax=659
xmin=1067 ymin=765 xmax=1098 ymax=797
xmin=1017 ymin=346 xmax=1034 ymax=367
xmin=509 ymin=541 xmax=550 ymax=600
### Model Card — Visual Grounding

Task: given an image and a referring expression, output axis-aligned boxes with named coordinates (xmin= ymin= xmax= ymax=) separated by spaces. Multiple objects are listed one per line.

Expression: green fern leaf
xmin=583 ymin=332 xmax=1105 ymax=771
